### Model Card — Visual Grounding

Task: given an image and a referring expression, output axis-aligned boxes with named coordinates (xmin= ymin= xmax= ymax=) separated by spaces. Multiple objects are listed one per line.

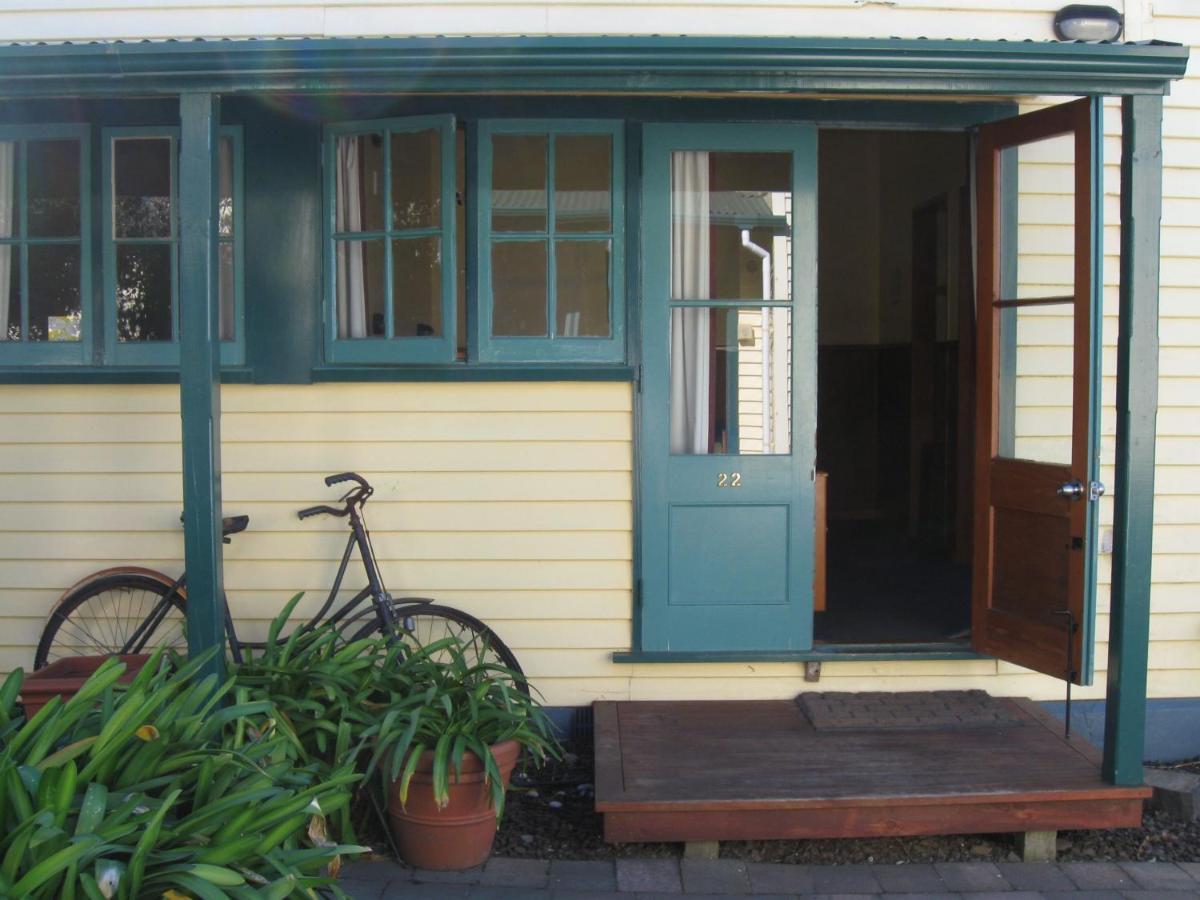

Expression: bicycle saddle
xmin=222 ymin=515 xmax=250 ymax=536
xmin=177 ymin=513 xmax=250 ymax=537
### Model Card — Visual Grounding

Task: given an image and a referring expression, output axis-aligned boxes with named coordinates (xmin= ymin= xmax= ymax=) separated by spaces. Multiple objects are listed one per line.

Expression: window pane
xmin=1 ymin=142 xmax=20 ymax=237
xmin=1013 ymin=133 xmax=1075 ymax=300
xmin=335 ymin=134 xmax=385 ymax=233
xmin=28 ymin=244 xmax=81 ymax=341
xmin=556 ymin=240 xmax=610 ymax=337
xmin=456 ymin=127 xmax=467 ymax=359
xmin=492 ymin=241 xmax=547 ymax=336
xmin=1000 ymin=301 xmax=1074 ymax=466
xmin=218 ymin=136 xmax=234 ymax=238
xmin=1 ymin=246 xmax=18 ymax=340
xmin=116 ymin=243 xmax=172 ymax=341
xmin=219 ymin=242 xmax=234 ymax=341
xmin=28 ymin=140 xmax=81 ymax=238
xmin=393 ymin=236 xmax=442 ymax=337
xmin=492 ymin=135 xmax=547 ymax=232
xmin=670 ymin=307 xmax=792 ymax=456
xmin=114 ymin=137 xmax=172 ymax=239
xmin=391 ymin=129 xmax=441 ymax=230
xmin=555 ymin=135 xmax=611 ymax=233
xmin=670 ymin=151 xmax=792 ymax=302
xmin=335 ymin=238 xmax=386 ymax=338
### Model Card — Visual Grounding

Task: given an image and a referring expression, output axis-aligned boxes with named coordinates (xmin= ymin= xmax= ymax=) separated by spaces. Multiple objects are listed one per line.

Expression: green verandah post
xmin=178 ymin=92 xmax=226 ymax=679
xmin=1103 ymin=93 xmax=1164 ymax=786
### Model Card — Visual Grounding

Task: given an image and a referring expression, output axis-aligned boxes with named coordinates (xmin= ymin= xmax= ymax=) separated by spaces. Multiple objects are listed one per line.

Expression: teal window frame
xmin=0 ymin=123 xmax=92 ymax=366
xmin=322 ymin=114 xmax=458 ymax=365
xmin=475 ymin=119 xmax=625 ymax=363
xmin=102 ymin=125 xmax=244 ymax=367
xmin=219 ymin=125 xmax=246 ymax=361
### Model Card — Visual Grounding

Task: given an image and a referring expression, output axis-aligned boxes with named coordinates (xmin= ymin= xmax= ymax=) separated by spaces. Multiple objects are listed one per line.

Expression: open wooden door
xmin=973 ymin=98 xmax=1097 ymax=685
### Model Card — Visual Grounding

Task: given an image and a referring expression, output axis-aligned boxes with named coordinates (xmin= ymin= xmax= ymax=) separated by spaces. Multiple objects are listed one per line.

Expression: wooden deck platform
xmin=593 ymin=699 xmax=1150 ymax=843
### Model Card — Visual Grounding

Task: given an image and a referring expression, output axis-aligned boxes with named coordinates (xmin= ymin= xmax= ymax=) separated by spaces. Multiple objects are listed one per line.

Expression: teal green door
xmin=638 ymin=124 xmax=817 ymax=652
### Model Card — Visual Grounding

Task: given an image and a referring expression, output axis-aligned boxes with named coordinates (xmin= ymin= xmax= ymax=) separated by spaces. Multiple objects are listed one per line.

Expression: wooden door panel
xmin=668 ymin=504 xmax=790 ymax=607
xmin=990 ymin=458 xmax=1073 ymax=517
xmin=991 ymin=508 xmax=1071 ymax=622
xmin=972 ymin=98 xmax=1095 ymax=685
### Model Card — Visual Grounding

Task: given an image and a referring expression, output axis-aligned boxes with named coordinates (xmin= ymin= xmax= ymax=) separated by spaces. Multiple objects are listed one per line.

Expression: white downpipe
xmin=741 ymin=229 xmax=773 ymax=452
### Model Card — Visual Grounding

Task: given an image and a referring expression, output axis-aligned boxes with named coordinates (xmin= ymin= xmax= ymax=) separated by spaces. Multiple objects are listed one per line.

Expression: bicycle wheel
xmin=34 ymin=572 xmax=187 ymax=670
xmin=350 ymin=602 xmax=528 ymax=695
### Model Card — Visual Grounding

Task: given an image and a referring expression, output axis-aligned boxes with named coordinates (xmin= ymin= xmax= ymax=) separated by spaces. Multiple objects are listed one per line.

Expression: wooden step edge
xmin=595 ymin=785 xmax=1151 ymax=814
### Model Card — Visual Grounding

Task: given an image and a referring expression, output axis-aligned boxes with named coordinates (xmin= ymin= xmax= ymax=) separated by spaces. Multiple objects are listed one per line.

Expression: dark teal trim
xmin=1103 ymin=93 xmax=1163 ymax=787
xmin=178 ymin=92 xmax=225 ymax=680
xmin=312 ymin=364 xmax=634 ymax=382
xmin=235 ymin=99 xmax=321 ymax=384
xmin=613 ymin=643 xmax=984 ymax=664
xmin=0 ymin=37 xmax=1187 ymax=98
xmin=0 ymin=95 xmax=1015 ymax=131
xmin=0 ymin=123 xmax=92 ymax=365
xmin=1082 ymin=95 xmax=1105 ymax=686
xmin=0 ymin=367 xmax=253 ymax=383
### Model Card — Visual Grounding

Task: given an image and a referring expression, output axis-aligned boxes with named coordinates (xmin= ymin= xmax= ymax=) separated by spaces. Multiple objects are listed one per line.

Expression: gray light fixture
xmin=1054 ymin=4 xmax=1123 ymax=42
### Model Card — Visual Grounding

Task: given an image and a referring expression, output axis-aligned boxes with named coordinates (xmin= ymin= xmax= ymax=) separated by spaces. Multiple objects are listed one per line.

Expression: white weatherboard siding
xmin=0 ymin=0 xmax=1072 ymax=44
xmin=0 ymin=0 xmax=1197 ymax=706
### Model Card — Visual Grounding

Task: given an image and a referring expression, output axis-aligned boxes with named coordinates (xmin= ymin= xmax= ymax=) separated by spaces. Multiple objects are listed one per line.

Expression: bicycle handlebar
xmin=325 ymin=472 xmax=369 ymax=488
xmin=297 ymin=504 xmax=347 ymax=520
xmin=297 ymin=473 xmax=373 ymax=520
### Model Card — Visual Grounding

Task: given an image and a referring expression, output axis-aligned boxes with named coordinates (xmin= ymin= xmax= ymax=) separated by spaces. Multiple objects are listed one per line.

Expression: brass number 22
xmin=717 ymin=473 xmax=743 ymax=488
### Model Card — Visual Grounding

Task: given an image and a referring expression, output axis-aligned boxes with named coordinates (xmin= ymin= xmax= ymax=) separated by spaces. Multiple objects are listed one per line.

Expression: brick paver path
xmin=340 ymin=857 xmax=1200 ymax=898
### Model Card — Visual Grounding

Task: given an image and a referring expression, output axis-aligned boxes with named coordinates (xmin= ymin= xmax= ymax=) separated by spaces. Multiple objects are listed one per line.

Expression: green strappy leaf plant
xmin=374 ymin=635 xmax=560 ymax=819
xmin=0 ymin=649 xmax=366 ymax=899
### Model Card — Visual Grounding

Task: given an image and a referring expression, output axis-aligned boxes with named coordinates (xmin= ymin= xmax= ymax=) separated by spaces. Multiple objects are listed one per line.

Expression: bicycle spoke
xmin=38 ymin=577 xmax=186 ymax=668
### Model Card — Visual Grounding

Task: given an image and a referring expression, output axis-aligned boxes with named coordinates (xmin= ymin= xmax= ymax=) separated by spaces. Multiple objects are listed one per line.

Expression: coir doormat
xmin=797 ymin=690 xmax=1025 ymax=731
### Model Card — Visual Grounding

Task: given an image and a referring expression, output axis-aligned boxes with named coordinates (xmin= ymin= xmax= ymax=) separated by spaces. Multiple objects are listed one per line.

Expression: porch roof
xmin=0 ymin=35 xmax=1189 ymax=100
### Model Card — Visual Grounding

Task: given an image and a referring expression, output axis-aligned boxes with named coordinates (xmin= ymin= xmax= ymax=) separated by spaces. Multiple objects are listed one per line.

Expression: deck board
xmin=594 ymin=699 xmax=1149 ymax=842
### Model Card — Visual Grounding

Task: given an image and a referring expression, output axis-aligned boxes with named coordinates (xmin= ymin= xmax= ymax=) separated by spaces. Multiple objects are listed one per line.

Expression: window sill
xmin=612 ymin=643 xmax=985 ymax=664
xmin=312 ymin=364 xmax=636 ymax=382
xmin=0 ymin=367 xmax=255 ymax=384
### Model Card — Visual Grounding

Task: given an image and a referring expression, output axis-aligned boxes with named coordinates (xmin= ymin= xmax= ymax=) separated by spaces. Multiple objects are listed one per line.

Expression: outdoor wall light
xmin=1053 ymin=5 xmax=1123 ymax=42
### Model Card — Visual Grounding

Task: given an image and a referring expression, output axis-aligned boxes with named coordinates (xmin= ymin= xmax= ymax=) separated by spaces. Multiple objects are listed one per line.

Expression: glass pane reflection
xmin=492 ymin=135 xmax=547 ymax=232
xmin=555 ymin=135 xmax=611 ymax=233
xmin=670 ymin=151 xmax=791 ymax=302
xmin=1000 ymin=301 xmax=1074 ymax=466
xmin=670 ymin=307 xmax=791 ymax=455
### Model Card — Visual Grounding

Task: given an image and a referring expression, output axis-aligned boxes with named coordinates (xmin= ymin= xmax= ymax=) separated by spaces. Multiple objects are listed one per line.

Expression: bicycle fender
xmin=50 ymin=566 xmax=186 ymax=612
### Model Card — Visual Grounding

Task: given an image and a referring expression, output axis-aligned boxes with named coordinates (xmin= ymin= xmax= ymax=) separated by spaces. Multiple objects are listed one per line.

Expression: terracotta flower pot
xmin=387 ymin=739 xmax=520 ymax=870
xmin=20 ymin=654 xmax=151 ymax=719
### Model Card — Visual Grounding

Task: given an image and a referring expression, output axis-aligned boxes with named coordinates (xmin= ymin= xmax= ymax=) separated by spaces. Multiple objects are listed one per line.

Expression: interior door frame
xmin=972 ymin=97 xmax=1102 ymax=685
xmin=635 ymin=122 xmax=819 ymax=653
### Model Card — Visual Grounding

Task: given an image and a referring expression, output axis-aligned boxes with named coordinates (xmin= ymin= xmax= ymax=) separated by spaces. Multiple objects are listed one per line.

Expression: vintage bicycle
xmin=33 ymin=472 xmax=524 ymax=683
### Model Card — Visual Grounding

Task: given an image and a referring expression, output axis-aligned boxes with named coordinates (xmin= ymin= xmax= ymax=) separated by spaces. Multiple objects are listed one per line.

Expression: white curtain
xmin=667 ymin=152 xmax=710 ymax=458
xmin=335 ymin=136 xmax=367 ymax=339
xmin=0 ymin=142 xmax=14 ymax=341
xmin=669 ymin=151 xmax=711 ymax=454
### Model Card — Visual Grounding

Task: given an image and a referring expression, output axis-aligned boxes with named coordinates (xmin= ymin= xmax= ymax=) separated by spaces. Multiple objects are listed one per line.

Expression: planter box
xmin=21 ymin=654 xmax=151 ymax=718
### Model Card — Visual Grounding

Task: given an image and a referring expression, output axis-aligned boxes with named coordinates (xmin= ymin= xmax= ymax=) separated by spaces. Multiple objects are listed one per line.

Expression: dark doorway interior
xmin=814 ymin=129 xmax=974 ymax=645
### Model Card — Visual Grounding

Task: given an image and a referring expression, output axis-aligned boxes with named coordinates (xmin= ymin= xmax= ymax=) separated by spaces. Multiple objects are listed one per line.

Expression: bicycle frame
xmin=120 ymin=496 xmax=413 ymax=663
